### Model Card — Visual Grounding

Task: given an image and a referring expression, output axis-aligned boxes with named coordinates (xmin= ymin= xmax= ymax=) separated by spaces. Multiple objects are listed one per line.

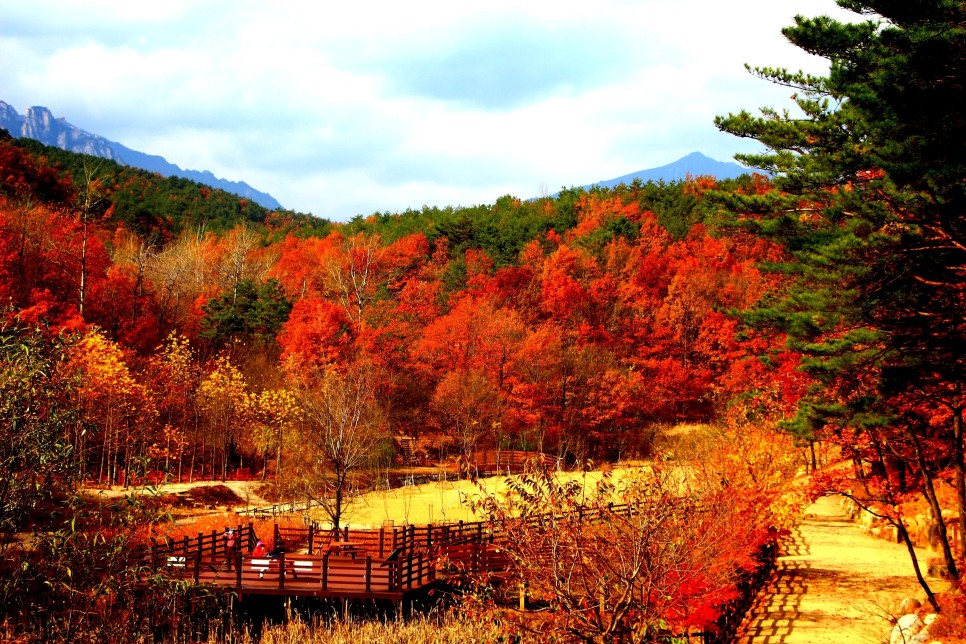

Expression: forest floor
xmin=735 ymin=494 xmax=934 ymax=644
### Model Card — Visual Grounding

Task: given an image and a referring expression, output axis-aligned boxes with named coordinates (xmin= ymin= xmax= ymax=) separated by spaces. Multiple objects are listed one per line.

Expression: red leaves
xmin=278 ymin=297 xmax=353 ymax=381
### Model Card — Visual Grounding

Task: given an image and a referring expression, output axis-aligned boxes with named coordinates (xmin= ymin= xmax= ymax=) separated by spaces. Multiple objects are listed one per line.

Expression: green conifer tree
xmin=715 ymin=0 xmax=966 ymax=601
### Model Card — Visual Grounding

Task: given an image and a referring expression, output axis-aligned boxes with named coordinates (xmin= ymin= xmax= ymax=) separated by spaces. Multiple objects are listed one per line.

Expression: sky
xmin=0 ymin=1 xmax=857 ymax=221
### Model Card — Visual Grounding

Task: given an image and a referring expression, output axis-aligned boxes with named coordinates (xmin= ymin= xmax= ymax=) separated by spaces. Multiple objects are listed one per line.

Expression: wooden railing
xmin=136 ymin=500 xmax=776 ymax=636
xmin=143 ymin=545 xmax=435 ymax=596
xmin=133 ymin=523 xmax=258 ymax=568
xmin=470 ymin=449 xmax=558 ymax=475
xmin=702 ymin=541 xmax=778 ymax=644
xmin=236 ymin=499 xmax=318 ymax=518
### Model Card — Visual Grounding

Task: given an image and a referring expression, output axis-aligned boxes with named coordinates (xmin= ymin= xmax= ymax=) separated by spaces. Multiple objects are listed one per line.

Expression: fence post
xmin=193 ymin=546 xmax=201 ymax=584
xmin=308 ymin=524 xmax=315 ymax=555
xmin=426 ymin=524 xmax=432 ymax=550
xmin=379 ymin=527 xmax=385 ymax=557
xmin=365 ymin=556 xmax=373 ymax=593
xmin=235 ymin=550 xmax=242 ymax=588
xmin=322 ymin=552 xmax=330 ymax=591
xmin=278 ymin=551 xmax=285 ymax=590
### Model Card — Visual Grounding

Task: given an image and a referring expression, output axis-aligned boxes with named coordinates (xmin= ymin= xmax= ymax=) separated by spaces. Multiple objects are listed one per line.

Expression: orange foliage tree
xmin=472 ymin=456 xmax=789 ymax=642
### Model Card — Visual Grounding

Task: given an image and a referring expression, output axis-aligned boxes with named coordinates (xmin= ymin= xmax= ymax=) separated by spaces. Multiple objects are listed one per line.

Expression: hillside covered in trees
xmin=0 ymin=130 xmax=793 ymax=481
xmin=1 ymin=1 xmax=964 ymax=638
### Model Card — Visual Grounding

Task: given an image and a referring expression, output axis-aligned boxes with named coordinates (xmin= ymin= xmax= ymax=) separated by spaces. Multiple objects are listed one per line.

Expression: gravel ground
xmin=736 ymin=494 xmax=935 ymax=644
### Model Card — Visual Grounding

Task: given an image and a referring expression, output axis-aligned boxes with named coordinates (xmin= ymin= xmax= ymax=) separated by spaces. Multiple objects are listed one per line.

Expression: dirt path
xmin=83 ymin=480 xmax=272 ymax=508
xmin=736 ymin=495 xmax=934 ymax=643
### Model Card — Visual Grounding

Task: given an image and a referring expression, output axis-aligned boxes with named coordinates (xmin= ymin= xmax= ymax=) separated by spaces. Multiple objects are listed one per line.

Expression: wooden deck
xmin=137 ymin=521 xmax=503 ymax=601
xmin=136 ymin=503 xmax=637 ymax=602
xmin=178 ymin=550 xmax=435 ymax=600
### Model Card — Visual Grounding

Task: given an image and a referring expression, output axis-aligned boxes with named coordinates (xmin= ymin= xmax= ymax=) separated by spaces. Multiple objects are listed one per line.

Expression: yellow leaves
xmin=246 ymin=387 xmax=302 ymax=451
xmin=197 ymin=354 xmax=249 ymax=417
xmin=66 ymin=328 xmax=154 ymax=418
xmin=247 ymin=388 xmax=302 ymax=427
xmin=156 ymin=332 xmax=195 ymax=387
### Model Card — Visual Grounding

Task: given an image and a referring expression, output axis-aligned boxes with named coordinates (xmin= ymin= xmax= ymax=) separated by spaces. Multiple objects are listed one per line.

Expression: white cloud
xmin=0 ymin=0 xmax=861 ymax=219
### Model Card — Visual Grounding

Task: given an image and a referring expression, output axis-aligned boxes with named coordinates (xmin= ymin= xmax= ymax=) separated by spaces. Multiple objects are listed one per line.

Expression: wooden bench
xmin=166 ymin=556 xmax=187 ymax=570
xmin=248 ymin=555 xmax=325 ymax=582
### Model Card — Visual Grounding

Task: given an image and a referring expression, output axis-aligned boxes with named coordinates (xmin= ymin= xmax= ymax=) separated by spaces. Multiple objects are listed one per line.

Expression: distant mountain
xmin=587 ymin=152 xmax=750 ymax=190
xmin=0 ymin=101 xmax=282 ymax=210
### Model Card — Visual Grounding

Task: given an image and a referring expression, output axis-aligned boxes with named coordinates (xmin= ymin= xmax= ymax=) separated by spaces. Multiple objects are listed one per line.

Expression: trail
xmin=736 ymin=495 xmax=934 ymax=643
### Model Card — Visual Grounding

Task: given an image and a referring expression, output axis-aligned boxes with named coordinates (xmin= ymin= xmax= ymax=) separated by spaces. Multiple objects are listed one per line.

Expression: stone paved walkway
xmin=735 ymin=495 xmax=934 ymax=643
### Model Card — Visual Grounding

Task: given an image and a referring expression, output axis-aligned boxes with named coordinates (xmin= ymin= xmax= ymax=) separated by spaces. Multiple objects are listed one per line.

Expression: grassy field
xmin=305 ymin=469 xmax=618 ymax=528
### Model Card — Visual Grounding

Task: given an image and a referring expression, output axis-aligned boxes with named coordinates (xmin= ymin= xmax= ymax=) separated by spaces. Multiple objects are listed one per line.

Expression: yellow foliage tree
xmin=66 ymin=329 xmax=157 ymax=486
xmin=197 ymin=354 xmax=251 ymax=480
xmin=247 ymin=387 xmax=302 ymax=480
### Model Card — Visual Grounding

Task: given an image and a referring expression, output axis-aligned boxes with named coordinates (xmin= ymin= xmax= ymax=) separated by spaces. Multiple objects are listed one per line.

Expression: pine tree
xmin=715 ymin=0 xmax=966 ymax=601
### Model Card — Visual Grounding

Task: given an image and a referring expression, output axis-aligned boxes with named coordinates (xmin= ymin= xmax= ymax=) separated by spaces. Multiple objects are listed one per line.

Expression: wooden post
xmin=308 ymin=524 xmax=315 ymax=555
xmin=235 ymin=550 xmax=242 ymax=589
xmin=378 ymin=527 xmax=385 ymax=557
xmin=322 ymin=552 xmax=330 ymax=591
xmin=193 ymin=546 xmax=202 ymax=583
xmin=426 ymin=524 xmax=432 ymax=550
xmin=274 ymin=523 xmax=280 ymax=551
xmin=278 ymin=551 xmax=285 ymax=590
xmin=365 ymin=556 xmax=372 ymax=593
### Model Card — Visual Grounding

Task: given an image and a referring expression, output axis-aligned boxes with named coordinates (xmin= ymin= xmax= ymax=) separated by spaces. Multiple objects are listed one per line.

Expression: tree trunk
xmin=954 ymin=403 xmax=966 ymax=561
xmin=910 ymin=428 xmax=959 ymax=580
xmin=897 ymin=520 xmax=939 ymax=612
xmin=79 ymin=218 xmax=87 ymax=319
xmin=333 ymin=477 xmax=343 ymax=531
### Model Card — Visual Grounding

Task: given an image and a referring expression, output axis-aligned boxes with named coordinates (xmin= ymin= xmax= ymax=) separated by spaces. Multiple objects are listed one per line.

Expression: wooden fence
xmin=134 ymin=522 xmax=258 ymax=568
xmin=469 ymin=449 xmax=558 ymax=476
xmin=138 ymin=500 xmax=778 ymax=631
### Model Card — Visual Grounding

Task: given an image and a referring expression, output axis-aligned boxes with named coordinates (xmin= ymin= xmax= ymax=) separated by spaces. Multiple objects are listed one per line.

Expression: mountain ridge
xmin=0 ymin=100 xmax=282 ymax=210
xmin=588 ymin=152 xmax=750 ymax=190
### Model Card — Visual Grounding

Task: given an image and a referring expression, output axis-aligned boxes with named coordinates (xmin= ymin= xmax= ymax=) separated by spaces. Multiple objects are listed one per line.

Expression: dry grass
xmin=305 ymin=469 xmax=622 ymax=529
xmin=208 ymin=612 xmax=509 ymax=644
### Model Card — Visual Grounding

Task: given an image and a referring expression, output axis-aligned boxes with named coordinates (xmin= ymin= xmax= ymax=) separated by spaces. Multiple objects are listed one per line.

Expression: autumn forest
xmin=2 ymin=1 xmax=965 ymax=641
